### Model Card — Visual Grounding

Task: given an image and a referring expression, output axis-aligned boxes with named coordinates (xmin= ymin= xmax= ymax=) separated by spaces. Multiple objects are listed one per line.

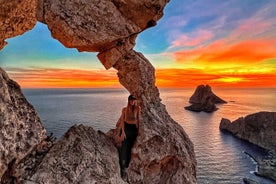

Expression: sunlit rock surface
xmin=0 ymin=68 xmax=46 ymax=179
xmin=0 ymin=0 xmax=38 ymax=49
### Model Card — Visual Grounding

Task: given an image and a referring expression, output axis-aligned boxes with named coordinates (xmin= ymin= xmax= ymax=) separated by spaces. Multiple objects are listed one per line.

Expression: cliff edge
xmin=220 ymin=111 xmax=276 ymax=151
xmin=220 ymin=111 xmax=276 ymax=181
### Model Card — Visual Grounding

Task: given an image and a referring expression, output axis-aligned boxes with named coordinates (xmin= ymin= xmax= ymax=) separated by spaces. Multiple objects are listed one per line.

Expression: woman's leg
xmin=125 ymin=129 xmax=138 ymax=167
xmin=120 ymin=139 xmax=128 ymax=169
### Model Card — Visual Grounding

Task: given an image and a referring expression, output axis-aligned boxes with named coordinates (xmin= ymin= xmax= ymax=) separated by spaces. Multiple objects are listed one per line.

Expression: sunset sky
xmin=1 ymin=0 xmax=276 ymax=88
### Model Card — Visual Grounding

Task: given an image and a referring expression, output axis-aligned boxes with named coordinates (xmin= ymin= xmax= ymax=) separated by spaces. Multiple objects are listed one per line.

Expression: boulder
xmin=18 ymin=125 xmax=126 ymax=184
xmin=0 ymin=67 xmax=46 ymax=179
xmin=185 ymin=84 xmax=227 ymax=112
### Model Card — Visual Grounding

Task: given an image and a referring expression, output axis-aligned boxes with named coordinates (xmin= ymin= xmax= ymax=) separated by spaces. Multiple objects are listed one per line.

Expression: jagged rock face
xmin=220 ymin=112 xmax=276 ymax=151
xmin=0 ymin=0 xmax=197 ymax=183
xmin=0 ymin=0 xmax=38 ymax=50
xmin=21 ymin=125 xmax=126 ymax=184
xmin=185 ymin=84 xmax=226 ymax=112
xmin=0 ymin=68 xmax=46 ymax=179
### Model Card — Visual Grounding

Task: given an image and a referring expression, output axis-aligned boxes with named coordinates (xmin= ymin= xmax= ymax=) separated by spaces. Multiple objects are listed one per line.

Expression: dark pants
xmin=119 ymin=122 xmax=138 ymax=169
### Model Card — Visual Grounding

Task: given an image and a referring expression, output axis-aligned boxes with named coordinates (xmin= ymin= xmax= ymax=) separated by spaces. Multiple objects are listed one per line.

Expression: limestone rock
xmin=1 ymin=134 xmax=55 ymax=183
xmin=23 ymin=125 xmax=126 ymax=184
xmin=0 ymin=0 xmax=197 ymax=183
xmin=0 ymin=0 xmax=38 ymax=49
xmin=219 ymin=111 xmax=276 ymax=152
xmin=0 ymin=67 xmax=46 ymax=179
xmin=185 ymin=84 xmax=226 ymax=112
xmin=36 ymin=0 xmax=168 ymax=53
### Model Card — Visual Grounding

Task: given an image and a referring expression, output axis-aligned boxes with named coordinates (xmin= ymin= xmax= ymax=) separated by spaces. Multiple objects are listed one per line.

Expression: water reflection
xmin=160 ymin=88 xmax=276 ymax=184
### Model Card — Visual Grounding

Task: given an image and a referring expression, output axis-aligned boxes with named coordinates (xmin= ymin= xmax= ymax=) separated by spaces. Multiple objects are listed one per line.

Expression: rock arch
xmin=0 ymin=0 xmax=196 ymax=183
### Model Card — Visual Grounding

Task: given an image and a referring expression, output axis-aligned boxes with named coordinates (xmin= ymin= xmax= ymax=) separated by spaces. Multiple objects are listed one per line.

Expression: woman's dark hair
xmin=128 ymin=95 xmax=136 ymax=101
xmin=127 ymin=95 xmax=136 ymax=112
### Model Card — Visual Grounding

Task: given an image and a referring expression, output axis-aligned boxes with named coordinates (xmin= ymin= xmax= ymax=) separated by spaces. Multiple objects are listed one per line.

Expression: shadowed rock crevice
xmin=0 ymin=0 xmax=197 ymax=183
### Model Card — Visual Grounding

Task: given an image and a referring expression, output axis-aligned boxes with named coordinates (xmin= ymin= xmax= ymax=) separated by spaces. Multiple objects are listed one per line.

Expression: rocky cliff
xmin=220 ymin=112 xmax=276 ymax=151
xmin=0 ymin=68 xmax=46 ymax=179
xmin=0 ymin=0 xmax=197 ymax=183
xmin=185 ymin=84 xmax=226 ymax=112
xmin=220 ymin=112 xmax=276 ymax=182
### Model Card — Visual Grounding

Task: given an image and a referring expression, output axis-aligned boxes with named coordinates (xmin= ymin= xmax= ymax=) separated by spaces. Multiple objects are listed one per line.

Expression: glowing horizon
xmin=1 ymin=0 xmax=276 ymax=89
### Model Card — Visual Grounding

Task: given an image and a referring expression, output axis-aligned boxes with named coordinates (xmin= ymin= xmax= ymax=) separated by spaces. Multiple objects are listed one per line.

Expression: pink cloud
xmin=231 ymin=18 xmax=274 ymax=41
xmin=170 ymin=30 xmax=214 ymax=48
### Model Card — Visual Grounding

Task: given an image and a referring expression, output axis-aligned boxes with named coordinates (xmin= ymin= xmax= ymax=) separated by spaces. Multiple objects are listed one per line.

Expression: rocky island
xmin=185 ymin=84 xmax=227 ymax=112
xmin=0 ymin=0 xmax=196 ymax=183
xmin=220 ymin=112 xmax=276 ymax=182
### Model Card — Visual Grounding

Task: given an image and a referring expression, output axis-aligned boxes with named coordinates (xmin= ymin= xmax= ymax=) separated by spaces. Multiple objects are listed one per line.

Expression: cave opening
xmin=0 ymin=22 xmax=129 ymax=138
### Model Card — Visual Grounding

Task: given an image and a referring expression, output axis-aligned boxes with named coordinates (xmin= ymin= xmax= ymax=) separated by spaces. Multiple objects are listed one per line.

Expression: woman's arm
xmin=120 ymin=108 xmax=126 ymax=139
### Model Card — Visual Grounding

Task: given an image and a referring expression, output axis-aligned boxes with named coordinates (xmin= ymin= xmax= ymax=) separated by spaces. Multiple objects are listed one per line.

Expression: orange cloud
xmin=6 ymin=68 xmax=120 ymax=88
xmin=5 ymin=67 xmax=276 ymax=89
xmin=155 ymin=68 xmax=276 ymax=88
xmin=174 ymin=39 xmax=276 ymax=64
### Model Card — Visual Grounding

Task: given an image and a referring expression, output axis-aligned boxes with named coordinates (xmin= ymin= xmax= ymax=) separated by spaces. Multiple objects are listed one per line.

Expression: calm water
xmin=23 ymin=88 xmax=276 ymax=184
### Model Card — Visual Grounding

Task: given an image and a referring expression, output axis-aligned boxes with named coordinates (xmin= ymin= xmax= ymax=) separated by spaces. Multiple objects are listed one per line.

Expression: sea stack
xmin=185 ymin=84 xmax=227 ymax=112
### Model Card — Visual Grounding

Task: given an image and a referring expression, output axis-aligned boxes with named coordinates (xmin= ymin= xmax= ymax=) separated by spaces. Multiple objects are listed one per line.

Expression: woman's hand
xmin=120 ymin=130 xmax=126 ymax=140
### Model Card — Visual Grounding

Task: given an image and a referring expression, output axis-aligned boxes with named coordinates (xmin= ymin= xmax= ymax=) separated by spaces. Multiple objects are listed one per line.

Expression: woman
xmin=118 ymin=94 xmax=141 ymax=173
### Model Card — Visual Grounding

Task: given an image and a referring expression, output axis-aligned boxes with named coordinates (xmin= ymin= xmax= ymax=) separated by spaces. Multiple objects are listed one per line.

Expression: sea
xmin=22 ymin=88 xmax=276 ymax=184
